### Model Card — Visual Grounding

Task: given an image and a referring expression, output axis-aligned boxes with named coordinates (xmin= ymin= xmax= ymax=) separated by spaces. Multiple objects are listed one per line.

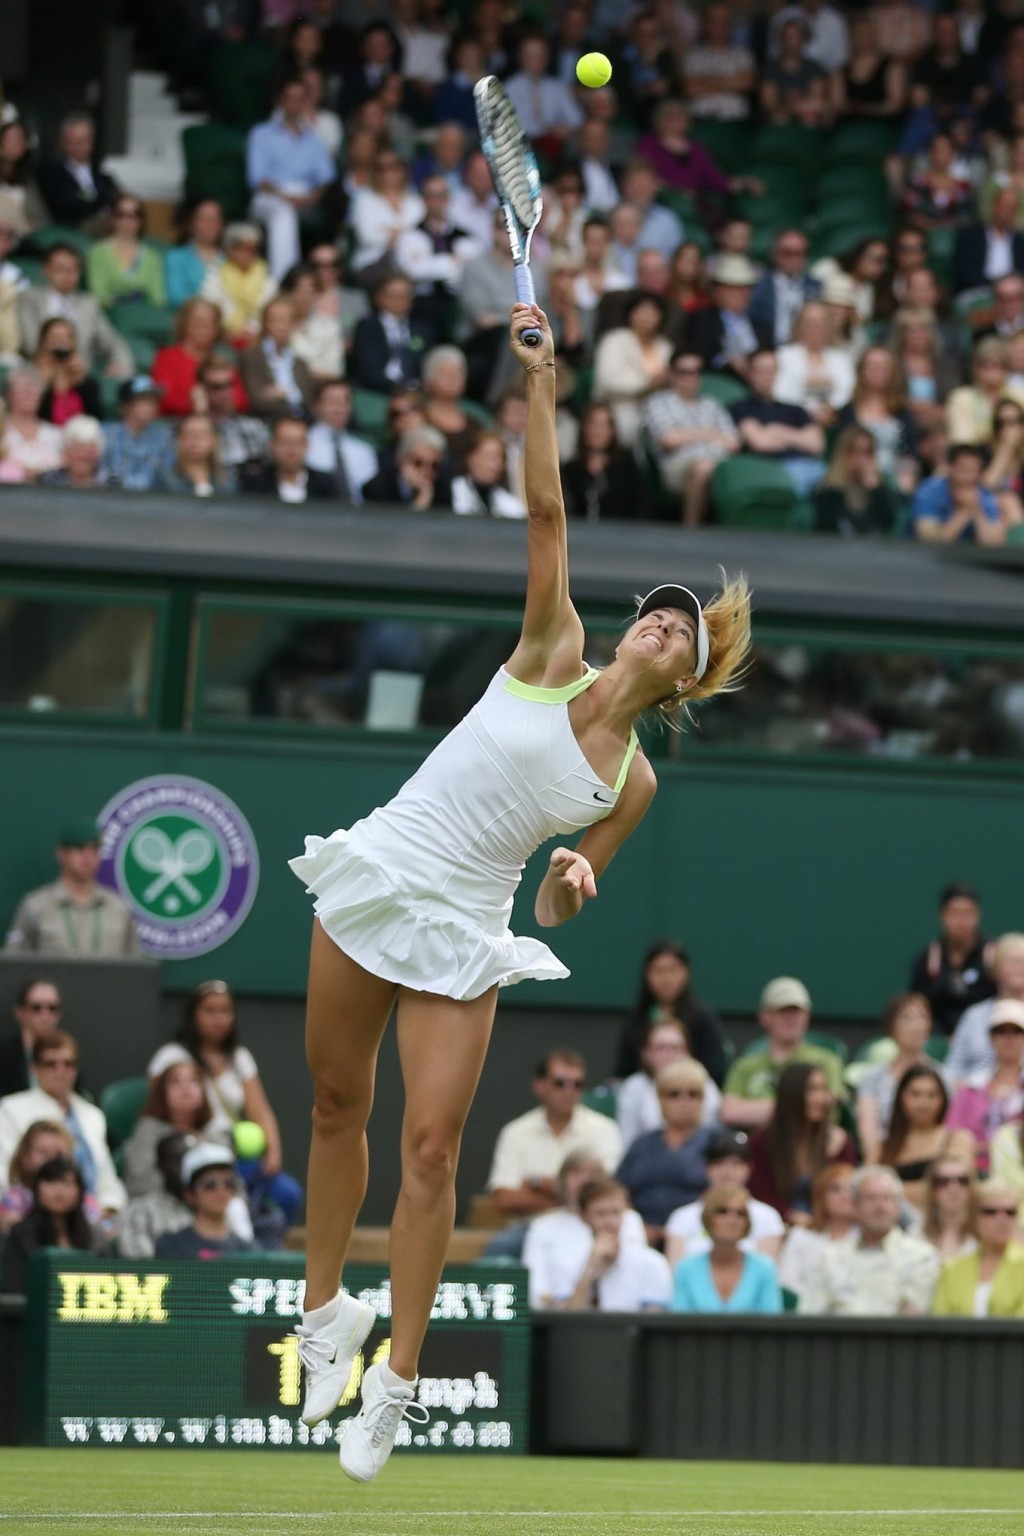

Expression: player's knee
xmin=311 ymin=1076 xmax=370 ymax=1136
xmin=403 ymin=1124 xmax=459 ymax=1187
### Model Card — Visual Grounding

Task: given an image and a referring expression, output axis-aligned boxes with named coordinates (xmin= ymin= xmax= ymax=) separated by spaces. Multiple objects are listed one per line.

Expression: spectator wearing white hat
xmin=946 ymin=998 xmax=1024 ymax=1169
xmin=688 ymin=255 xmax=773 ymax=383
xmin=947 ymin=933 xmax=1024 ymax=1087
xmin=153 ymin=1143 xmax=257 ymax=1260
xmin=721 ymin=976 xmax=846 ymax=1130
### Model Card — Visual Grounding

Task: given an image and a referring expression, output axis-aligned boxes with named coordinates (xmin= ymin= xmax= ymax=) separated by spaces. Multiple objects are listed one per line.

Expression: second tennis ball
xmin=234 ymin=1119 xmax=267 ymax=1160
xmin=576 ymin=53 xmax=612 ymax=88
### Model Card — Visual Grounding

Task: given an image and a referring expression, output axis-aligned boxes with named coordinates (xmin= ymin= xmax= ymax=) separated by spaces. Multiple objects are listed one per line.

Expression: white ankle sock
xmin=380 ymin=1360 xmax=416 ymax=1392
xmin=303 ymin=1291 xmax=343 ymax=1329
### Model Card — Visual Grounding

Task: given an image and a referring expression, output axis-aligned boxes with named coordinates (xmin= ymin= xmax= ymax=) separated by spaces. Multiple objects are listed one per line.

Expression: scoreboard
xmin=23 ymin=1253 xmax=530 ymax=1454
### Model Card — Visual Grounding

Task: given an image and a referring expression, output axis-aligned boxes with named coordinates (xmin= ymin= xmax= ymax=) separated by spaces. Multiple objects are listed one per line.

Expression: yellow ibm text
xmin=268 ymin=1335 xmax=390 ymax=1408
xmin=58 ymin=1273 xmax=170 ymax=1323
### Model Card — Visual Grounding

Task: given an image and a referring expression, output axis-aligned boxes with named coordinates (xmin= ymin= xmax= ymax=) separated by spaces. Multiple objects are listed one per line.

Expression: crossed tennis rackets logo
xmin=131 ymin=826 xmax=216 ymax=906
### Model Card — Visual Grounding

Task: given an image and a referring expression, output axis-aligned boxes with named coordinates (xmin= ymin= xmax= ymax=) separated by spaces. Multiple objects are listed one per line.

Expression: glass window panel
xmin=0 ymin=597 xmax=158 ymax=718
xmin=199 ymin=609 xmax=528 ymax=732
xmin=688 ymin=643 xmax=1024 ymax=762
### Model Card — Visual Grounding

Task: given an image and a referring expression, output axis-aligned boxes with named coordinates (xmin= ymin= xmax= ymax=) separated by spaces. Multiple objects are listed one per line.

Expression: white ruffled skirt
xmin=289 ymin=830 xmax=570 ymax=1001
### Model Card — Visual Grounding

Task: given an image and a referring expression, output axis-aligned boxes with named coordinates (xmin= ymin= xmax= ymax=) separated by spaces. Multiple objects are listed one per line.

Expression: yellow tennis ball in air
xmin=576 ymin=52 xmax=612 ymax=89
xmin=234 ymin=1120 xmax=267 ymax=1160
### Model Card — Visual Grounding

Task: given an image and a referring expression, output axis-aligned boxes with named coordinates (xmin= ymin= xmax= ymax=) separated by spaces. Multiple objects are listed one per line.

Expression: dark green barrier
xmin=533 ymin=1312 xmax=1024 ymax=1468
xmin=23 ymin=1253 xmax=529 ymax=1454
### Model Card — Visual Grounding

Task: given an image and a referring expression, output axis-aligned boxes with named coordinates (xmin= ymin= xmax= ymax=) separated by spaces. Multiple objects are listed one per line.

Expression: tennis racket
xmin=473 ymin=75 xmax=544 ymax=347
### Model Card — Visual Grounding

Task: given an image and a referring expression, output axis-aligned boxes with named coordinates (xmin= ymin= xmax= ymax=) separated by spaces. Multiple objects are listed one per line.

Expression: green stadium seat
xmin=814 ymin=196 xmax=891 ymax=237
xmin=925 ymin=1036 xmax=949 ymax=1063
xmin=352 ymin=387 xmax=391 ymax=444
xmin=824 ymin=121 xmax=900 ymax=167
xmin=811 ymin=220 xmax=891 ymax=260
xmin=99 ymin=375 xmax=123 ymax=417
xmin=817 ymin=159 xmax=888 ymax=194
xmin=209 ymin=39 xmax=275 ymax=130
xmin=1006 ymin=523 xmax=1024 ymax=547
xmin=699 ymin=373 xmax=747 ymax=408
xmin=750 ymin=124 xmax=823 ymax=171
xmin=100 ymin=1076 xmax=150 ymax=1150
xmin=710 ymin=455 xmax=799 ymax=529
xmin=30 ymin=225 xmax=93 ymax=257
xmin=805 ymin=1030 xmax=849 ymax=1065
xmin=582 ymin=1085 xmax=618 ymax=1120
xmin=689 ymin=120 xmax=748 ymax=175
xmin=182 ymin=124 xmax=250 ymax=222
xmin=109 ymin=301 xmax=176 ymax=350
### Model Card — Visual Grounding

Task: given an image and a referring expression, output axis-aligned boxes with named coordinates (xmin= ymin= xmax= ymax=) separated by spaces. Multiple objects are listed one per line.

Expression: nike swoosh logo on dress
xmin=593 ymin=790 xmax=615 ymax=804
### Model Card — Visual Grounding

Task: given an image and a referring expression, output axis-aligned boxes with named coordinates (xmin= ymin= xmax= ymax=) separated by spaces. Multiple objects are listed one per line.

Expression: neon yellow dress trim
xmin=501 ymin=667 xmax=601 ymax=703
xmin=502 ymin=667 xmax=639 ymax=792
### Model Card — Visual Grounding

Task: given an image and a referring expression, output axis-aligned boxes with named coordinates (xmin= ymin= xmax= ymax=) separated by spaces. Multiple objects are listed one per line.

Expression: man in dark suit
xmin=748 ymin=228 xmax=822 ymax=348
xmin=350 ymin=275 xmax=436 ymax=395
xmin=688 ymin=255 xmax=773 ymax=382
xmin=953 ymin=187 xmax=1024 ymax=295
xmin=363 ymin=424 xmax=452 ymax=510
xmin=240 ymin=417 xmax=336 ymax=502
xmin=37 ymin=114 xmax=119 ymax=234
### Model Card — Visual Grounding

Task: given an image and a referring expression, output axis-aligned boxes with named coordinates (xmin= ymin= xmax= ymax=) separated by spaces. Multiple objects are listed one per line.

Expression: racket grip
xmin=514 ymin=265 xmax=543 ymax=347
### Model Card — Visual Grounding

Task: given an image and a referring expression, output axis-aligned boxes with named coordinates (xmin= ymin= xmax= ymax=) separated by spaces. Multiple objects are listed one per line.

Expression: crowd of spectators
xmin=470 ymin=877 xmax=1024 ymax=1317
xmin=1 ymin=819 xmax=1023 ymax=1320
xmin=3 ymin=1 xmax=1024 ymax=537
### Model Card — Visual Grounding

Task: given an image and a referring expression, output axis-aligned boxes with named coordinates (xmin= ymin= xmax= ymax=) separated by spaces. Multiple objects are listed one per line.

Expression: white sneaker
xmin=339 ymin=1361 xmax=429 ymax=1483
xmin=296 ymin=1292 xmax=376 ymax=1427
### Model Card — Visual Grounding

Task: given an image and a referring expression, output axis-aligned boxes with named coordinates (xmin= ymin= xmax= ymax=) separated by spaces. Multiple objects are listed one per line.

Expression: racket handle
xmin=514 ymin=264 xmax=543 ymax=347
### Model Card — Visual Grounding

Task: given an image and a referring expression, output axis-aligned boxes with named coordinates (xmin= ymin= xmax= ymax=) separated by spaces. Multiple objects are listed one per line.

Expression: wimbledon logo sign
xmin=98 ymin=776 xmax=259 ymax=959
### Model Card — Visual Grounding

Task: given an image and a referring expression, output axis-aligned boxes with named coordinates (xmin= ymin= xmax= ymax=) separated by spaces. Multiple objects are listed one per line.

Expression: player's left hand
xmin=509 ymin=304 xmax=555 ymax=368
xmin=549 ymin=846 xmax=597 ymax=901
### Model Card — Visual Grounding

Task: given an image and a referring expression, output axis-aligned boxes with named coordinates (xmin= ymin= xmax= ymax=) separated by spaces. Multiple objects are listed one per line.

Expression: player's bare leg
xmin=339 ymin=985 xmax=496 ymax=1480
xmin=297 ymin=920 xmax=396 ymax=1425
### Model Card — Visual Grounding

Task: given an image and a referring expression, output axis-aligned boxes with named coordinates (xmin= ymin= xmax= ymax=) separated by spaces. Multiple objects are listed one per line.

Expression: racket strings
xmin=478 ymin=88 xmax=539 ymax=226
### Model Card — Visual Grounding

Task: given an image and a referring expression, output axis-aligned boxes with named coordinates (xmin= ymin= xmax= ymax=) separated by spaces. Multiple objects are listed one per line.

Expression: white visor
xmin=636 ymin=585 xmax=709 ymax=681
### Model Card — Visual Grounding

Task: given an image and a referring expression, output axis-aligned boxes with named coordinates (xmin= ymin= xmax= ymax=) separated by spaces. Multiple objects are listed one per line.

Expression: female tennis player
xmin=289 ymin=303 xmax=751 ymax=1482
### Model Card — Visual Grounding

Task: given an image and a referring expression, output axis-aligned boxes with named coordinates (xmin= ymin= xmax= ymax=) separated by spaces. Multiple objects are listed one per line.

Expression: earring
xmin=675 ymin=682 xmax=684 ymax=693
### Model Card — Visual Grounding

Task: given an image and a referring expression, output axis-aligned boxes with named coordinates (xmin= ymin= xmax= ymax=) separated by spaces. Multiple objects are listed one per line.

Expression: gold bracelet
xmin=524 ymin=360 xmax=556 ymax=373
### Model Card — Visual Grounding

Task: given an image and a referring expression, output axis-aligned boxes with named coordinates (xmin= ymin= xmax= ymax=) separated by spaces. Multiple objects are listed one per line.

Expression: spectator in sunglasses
xmin=932 ymin=1180 xmax=1024 ymax=1317
xmin=617 ymin=1058 xmax=715 ymax=1244
xmin=487 ymin=1049 xmax=622 ymax=1221
xmin=154 ymin=1143 xmax=256 ymax=1260
xmin=921 ymin=1155 xmax=978 ymax=1262
xmin=307 ymin=244 xmax=369 ymax=342
xmin=0 ymin=978 xmax=63 ymax=1098
xmin=363 ymin=424 xmax=453 ymax=510
xmin=0 ymin=1031 xmax=126 ymax=1218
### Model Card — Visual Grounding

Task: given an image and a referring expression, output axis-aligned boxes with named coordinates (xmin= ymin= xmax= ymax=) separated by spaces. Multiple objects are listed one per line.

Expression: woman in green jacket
xmin=933 ymin=1182 xmax=1024 ymax=1318
xmin=86 ymin=195 xmax=165 ymax=309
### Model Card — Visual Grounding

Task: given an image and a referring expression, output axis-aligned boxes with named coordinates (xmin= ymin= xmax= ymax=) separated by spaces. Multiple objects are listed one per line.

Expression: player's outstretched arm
xmin=505 ymin=304 xmax=585 ymax=683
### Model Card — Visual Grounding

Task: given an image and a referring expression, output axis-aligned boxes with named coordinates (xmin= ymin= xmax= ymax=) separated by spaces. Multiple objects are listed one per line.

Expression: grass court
xmin=1 ymin=1450 xmax=1022 ymax=1536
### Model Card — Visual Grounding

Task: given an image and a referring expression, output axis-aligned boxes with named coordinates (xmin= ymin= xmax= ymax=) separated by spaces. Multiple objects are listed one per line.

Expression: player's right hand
xmin=509 ymin=303 xmax=555 ymax=368
xmin=549 ymin=846 xmax=597 ymax=901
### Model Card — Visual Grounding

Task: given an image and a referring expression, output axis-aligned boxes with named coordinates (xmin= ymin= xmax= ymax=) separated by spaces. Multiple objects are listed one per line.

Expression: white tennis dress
xmin=289 ymin=665 xmax=639 ymax=1000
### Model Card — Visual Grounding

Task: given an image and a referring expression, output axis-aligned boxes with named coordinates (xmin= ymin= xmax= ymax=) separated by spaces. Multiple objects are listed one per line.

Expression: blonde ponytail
xmin=655 ymin=570 xmax=753 ymax=728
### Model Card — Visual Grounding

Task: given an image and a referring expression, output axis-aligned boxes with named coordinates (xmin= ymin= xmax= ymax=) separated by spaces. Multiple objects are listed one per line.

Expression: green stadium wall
xmin=4 ymin=724 xmax=1021 ymax=1019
